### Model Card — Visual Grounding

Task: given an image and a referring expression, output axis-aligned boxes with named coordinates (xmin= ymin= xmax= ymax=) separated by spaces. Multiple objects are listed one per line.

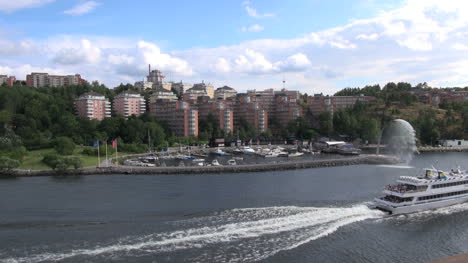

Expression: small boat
xmin=288 ymin=152 xmax=304 ymax=157
xmin=192 ymin=158 xmax=205 ymax=162
xmin=227 ymin=159 xmax=237 ymax=166
xmin=337 ymin=146 xmax=361 ymax=155
xmin=241 ymin=146 xmax=256 ymax=154
xmin=233 ymin=148 xmax=243 ymax=154
xmin=212 ymin=148 xmax=228 ymax=156
xmin=374 ymin=167 xmax=468 ymax=215
xmin=176 ymin=155 xmax=194 ymax=160
xmin=264 ymin=152 xmax=279 ymax=158
xmin=277 ymin=151 xmax=289 ymax=157
xmin=211 ymin=159 xmax=221 ymax=166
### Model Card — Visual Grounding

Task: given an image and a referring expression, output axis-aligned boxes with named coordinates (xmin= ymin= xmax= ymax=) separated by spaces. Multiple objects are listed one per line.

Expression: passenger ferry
xmin=374 ymin=167 xmax=468 ymax=215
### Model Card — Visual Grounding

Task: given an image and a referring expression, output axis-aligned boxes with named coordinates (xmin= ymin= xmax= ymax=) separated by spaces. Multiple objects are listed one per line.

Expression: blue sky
xmin=1 ymin=0 xmax=468 ymax=94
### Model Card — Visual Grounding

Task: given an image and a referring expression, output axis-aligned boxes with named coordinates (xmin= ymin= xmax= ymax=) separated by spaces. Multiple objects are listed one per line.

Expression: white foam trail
xmin=377 ymin=165 xmax=415 ymax=169
xmin=1 ymin=205 xmax=384 ymax=263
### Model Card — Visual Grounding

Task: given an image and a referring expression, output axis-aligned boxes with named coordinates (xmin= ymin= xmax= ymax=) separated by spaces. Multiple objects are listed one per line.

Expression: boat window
xmin=381 ymin=195 xmax=413 ymax=203
xmin=418 ymin=189 xmax=468 ymax=201
xmin=385 ymin=184 xmax=419 ymax=193
xmin=432 ymin=180 xmax=468 ymax=189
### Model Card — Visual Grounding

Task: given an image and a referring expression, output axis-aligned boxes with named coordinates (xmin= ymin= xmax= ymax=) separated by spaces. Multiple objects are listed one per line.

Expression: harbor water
xmin=1 ymin=152 xmax=468 ymax=262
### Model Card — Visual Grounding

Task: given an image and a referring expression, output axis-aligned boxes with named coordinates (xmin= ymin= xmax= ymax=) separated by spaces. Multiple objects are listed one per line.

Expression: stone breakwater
xmin=418 ymin=146 xmax=468 ymax=152
xmin=1 ymin=155 xmax=399 ymax=177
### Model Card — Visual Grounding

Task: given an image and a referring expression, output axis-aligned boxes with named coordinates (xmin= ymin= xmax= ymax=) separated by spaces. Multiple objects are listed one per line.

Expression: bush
xmin=42 ymin=153 xmax=64 ymax=169
xmin=53 ymin=137 xmax=75 ymax=155
xmin=65 ymin=157 xmax=83 ymax=169
xmin=119 ymin=143 xmax=148 ymax=153
xmin=42 ymin=154 xmax=83 ymax=170
xmin=9 ymin=146 xmax=27 ymax=162
xmin=0 ymin=156 xmax=20 ymax=170
xmin=81 ymin=145 xmax=115 ymax=156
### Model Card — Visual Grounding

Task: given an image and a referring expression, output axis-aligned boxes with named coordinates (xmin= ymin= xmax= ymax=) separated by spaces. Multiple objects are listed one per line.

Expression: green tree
xmin=53 ymin=137 xmax=76 ymax=155
xmin=0 ymin=156 xmax=20 ymax=171
xmin=319 ymin=112 xmax=333 ymax=137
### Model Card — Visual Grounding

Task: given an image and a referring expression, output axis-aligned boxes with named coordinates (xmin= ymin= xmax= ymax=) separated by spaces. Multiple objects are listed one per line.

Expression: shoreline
xmin=418 ymin=146 xmax=468 ymax=152
xmin=1 ymin=155 xmax=399 ymax=177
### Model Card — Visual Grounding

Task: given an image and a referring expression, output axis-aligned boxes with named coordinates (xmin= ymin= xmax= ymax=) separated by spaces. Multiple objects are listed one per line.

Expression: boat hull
xmin=375 ymin=195 xmax=468 ymax=215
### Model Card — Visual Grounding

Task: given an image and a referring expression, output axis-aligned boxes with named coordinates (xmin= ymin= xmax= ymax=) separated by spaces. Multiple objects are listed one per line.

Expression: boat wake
xmin=1 ymin=205 xmax=384 ymax=263
xmin=376 ymin=165 xmax=415 ymax=169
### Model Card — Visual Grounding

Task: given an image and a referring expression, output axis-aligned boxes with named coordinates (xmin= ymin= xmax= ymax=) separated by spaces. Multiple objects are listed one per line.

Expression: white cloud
xmin=64 ymin=1 xmax=100 ymax=16
xmin=0 ymin=0 xmax=54 ymax=12
xmin=52 ymin=39 xmax=101 ymax=65
xmin=276 ymin=53 xmax=311 ymax=72
xmin=452 ymin=43 xmax=468 ymax=50
xmin=243 ymin=1 xmax=275 ymax=18
xmin=4 ymin=0 xmax=468 ymax=92
xmin=241 ymin=24 xmax=264 ymax=32
xmin=356 ymin=33 xmax=379 ymax=41
xmin=0 ymin=40 xmax=36 ymax=55
xmin=137 ymin=41 xmax=193 ymax=76
xmin=213 ymin=58 xmax=231 ymax=73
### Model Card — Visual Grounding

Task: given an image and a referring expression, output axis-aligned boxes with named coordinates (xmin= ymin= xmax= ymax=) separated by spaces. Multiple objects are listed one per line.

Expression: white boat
xmin=264 ymin=152 xmax=279 ymax=158
xmin=227 ymin=159 xmax=237 ymax=165
xmin=192 ymin=158 xmax=205 ymax=162
xmin=233 ymin=148 xmax=243 ymax=154
xmin=240 ymin=146 xmax=256 ymax=154
xmin=176 ymin=155 xmax=194 ymax=160
xmin=374 ymin=167 xmax=468 ymax=215
xmin=212 ymin=148 xmax=228 ymax=156
xmin=211 ymin=159 xmax=221 ymax=166
xmin=288 ymin=152 xmax=304 ymax=157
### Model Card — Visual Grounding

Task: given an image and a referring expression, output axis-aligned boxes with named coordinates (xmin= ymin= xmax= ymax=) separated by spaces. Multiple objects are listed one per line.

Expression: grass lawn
xmin=19 ymin=147 xmax=132 ymax=170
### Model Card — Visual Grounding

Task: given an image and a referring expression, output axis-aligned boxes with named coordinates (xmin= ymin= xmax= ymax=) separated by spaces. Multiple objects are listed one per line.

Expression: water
xmin=1 ymin=152 xmax=468 ymax=263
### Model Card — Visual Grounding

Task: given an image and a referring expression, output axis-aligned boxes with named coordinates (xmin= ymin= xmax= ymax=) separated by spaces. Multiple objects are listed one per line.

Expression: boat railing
xmin=399 ymin=176 xmax=423 ymax=184
xmin=385 ymin=184 xmax=426 ymax=193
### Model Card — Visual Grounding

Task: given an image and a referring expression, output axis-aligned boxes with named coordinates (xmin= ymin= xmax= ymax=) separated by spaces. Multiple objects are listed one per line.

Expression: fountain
xmin=376 ymin=119 xmax=417 ymax=163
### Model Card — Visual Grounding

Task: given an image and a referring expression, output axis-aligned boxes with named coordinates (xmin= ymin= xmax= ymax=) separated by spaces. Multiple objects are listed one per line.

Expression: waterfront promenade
xmin=1 ymin=154 xmax=399 ymax=177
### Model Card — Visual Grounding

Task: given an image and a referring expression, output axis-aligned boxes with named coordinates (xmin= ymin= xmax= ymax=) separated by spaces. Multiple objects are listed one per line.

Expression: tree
xmin=319 ymin=112 xmax=333 ymax=137
xmin=53 ymin=137 xmax=76 ymax=155
xmin=65 ymin=157 xmax=83 ymax=169
xmin=0 ymin=156 xmax=20 ymax=171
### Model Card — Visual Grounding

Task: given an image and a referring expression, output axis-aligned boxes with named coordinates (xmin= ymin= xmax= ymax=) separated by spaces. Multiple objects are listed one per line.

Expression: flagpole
xmin=97 ymin=141 xmax=100 ymax=168
xmin=105 ymin=140 xmax=108 ymax=167
xmin=115 ymin=139 xmax=118 ymax=167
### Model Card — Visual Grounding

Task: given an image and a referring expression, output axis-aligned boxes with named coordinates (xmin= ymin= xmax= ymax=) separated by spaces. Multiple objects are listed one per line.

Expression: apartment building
xmin=74 ymin=92 xmax=111 ymax=120
xmin=113 ymin=92 xmax=146 ymax=117
xmin=0 ymin=75 xmax=16 ymax=86
xmin=214 ymin=86 xmax=237 ymax=99
xmin=196 ymin=97 xmax=234 ymax=133
xmin=234 ymin=95 xmax=268 ymax=133
xmin=150 ymin=100 xmax=198 ymax=137
xmin=26 ymin=73 xmax=84 ymax=88
xmin=307 ymin=94 xmax=376 ymax=116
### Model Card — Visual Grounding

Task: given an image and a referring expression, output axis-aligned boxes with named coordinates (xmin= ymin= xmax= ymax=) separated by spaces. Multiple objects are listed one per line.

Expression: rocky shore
xmin=418 ymin=146 xmax=468 ymax=152
xmin=1 ymin=154 xmax=400 ymax=177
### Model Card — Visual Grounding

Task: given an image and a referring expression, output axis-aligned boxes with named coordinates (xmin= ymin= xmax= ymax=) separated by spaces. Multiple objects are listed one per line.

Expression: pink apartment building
xmin=0 ymin=75 xmax=16 ymax=86
xmin=74 ymin=92 xmax=111 ymax=120
xmin=196 ymin=97 xmax=234 ymax=133
xmin=113 ymin=92 xmax=146 ymax=117
xmin=150 ymin=99 xmax=198 ymax=137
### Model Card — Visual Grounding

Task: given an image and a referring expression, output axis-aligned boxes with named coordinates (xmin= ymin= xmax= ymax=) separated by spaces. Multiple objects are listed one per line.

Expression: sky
xmin=1 ymin=0 xmax=468 ymax=95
